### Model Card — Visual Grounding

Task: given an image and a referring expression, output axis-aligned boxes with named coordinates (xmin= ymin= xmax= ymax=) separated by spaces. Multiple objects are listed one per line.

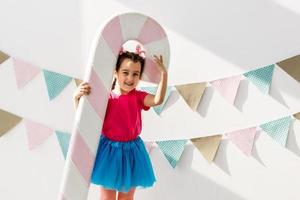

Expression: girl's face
xmin=114 ymin=58 xmax=142 ymax=94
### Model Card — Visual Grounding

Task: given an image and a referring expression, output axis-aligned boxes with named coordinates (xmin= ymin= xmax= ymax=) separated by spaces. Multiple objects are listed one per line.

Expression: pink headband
xmin=119 ymin=45 xmax=146 ymax=58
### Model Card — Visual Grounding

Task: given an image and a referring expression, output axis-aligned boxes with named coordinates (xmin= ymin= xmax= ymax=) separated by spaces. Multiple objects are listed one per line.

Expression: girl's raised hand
xmin=73 ymin=82 xmax=91 ymax=102
xmin=153 ymin=55 xmax=167 ymax=74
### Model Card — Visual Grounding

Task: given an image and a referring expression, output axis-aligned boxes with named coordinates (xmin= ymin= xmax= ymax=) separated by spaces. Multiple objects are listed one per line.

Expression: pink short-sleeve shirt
xmin=101 ymin=88 xmax=150 ymax=141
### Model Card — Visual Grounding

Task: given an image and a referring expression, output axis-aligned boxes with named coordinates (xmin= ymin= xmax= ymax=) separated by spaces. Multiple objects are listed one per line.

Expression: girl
xmin=72 ymin=45 xmax=168 ymax=200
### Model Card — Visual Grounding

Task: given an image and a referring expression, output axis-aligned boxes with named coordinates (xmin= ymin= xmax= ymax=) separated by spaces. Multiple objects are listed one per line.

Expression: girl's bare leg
xmin=117 ymin=187 xmax=136 ymax=200
xmin=99 ymin=187 xmax=117 ymax=200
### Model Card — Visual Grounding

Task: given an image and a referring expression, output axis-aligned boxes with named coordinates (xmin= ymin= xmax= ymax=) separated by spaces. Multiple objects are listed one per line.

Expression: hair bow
xmin=119 ymin=46 xmax=127 ymax=55
xmin=135 ymin=44 xmax=146 ymax=58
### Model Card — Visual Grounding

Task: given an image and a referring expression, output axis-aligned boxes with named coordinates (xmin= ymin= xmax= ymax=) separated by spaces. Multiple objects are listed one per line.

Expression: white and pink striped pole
xmin=58 ymin=13 xmax=170 ymax=200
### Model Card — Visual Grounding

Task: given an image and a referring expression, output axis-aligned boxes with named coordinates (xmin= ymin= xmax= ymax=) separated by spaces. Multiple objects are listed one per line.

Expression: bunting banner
xmin=0 ymin=50 xmax=9 ymax=64
xmin=276 ymin=55 xmax=300 ymax=82
xmin=294 ymin=112 xmax=300 ymax=120
xmin=56 ymin=131 xmax=71 ymax=159
xmin=12 ymin=57 xmax=41 ymax=89
xmin=156 ymin=139 xmax=187 ymax=168
xmin=43 ymin=69 xmax=73 ymax=100
xmin=260 ymin=116 xmax=292 ymax=146
xmin=0 ymin=109 xmax=22 ymax=137
xmin=210 ymin=75 xmax=243 ymax=104
xmin=141 ymin=86 xmax=172 ymax=115
xmin=225 ymin=127 xmax=257 ymax=156
xmin=175 ymin=82 xmax=207 ymax=111
xmin=74 ymin=79 xmax=83 ymax=87
xmin=144 ymin=141 xmax=155 ymax=154
xmin=23 ymin=119 xmax=54 ymax=150
xmin=243 ymin=64 xmax=275 ymax=94
xmin=191 ymin=135 xmax=222 ymax=163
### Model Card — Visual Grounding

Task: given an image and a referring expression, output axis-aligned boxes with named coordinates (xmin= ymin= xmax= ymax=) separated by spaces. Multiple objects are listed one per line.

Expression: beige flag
xmin=175 ymin=82 xmax=207 ymax=111
xmin=0 ymin=109 xmax=22 ymax=136
xmin=0 ymin=51 xmax=10 ymax=65
xmin=191 ymin=135 xmax=222 ymax=163
xmin=276 ymin=55 xmax=300 ymax=82
xmin=294 ymin=112 xmax=300 ymax=120
xmin=74 ymin=78 xmax=83 ymax=87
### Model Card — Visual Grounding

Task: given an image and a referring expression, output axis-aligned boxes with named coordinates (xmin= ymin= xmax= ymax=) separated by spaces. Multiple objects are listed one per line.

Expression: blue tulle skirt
xmin=90 ymin=134 xmax=157 ymax=193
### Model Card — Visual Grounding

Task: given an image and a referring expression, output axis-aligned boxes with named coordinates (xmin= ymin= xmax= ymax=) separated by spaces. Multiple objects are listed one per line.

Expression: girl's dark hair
xmin=111 ymin=51 xmax=145 ymax=90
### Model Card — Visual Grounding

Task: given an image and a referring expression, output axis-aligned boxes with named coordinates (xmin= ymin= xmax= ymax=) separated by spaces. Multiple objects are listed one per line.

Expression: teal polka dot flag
xmin=141 ymin=86 xmax=172 ymax=115
xmin=243 ymin=64 xmax=275 ymax=94
xmin=156 ymin=139 xmax=187 ymax=168
xmin=55 ymin=130 xmax=71 ymax=159
xmin=260 ymin=116 xmax=292 ymax=146
xmin=43 ymin=69 xmax=72 ymax=100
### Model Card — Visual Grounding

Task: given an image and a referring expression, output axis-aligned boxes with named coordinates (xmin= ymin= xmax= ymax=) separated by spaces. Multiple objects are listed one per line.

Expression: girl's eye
xmin=134 ymin=73 xmax=139 ymax=76
xmin=123 ymin=72 xmax=129 ymax=75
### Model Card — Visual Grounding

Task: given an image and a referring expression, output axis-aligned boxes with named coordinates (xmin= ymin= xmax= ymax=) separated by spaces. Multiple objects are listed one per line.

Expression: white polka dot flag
xmin=43 ymin=69 xmax=73 ymax=100
xmin=210 ymin=75 xmax=243 ymax=105
xmin=156 ymin=139 xmax=188 ymax=168
xmin=260 ymin=116 xmax=292 ymax=146
xmin=23 ymin=119 xmax=54 ymax=150
xmin=225 ymin=127 xmax=257 ymax=156
xmin=12 ymin=57 xmax=41 ymax=89
xmin=243 ymin=64 xmax=275 ymax=94
xmin=59 ymin=13 xmax=170 ymax=200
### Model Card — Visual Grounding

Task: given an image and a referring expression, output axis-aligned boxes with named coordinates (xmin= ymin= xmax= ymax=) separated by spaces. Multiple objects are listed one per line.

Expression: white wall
xmin=1 ymin=0 xmax=300 ymax=199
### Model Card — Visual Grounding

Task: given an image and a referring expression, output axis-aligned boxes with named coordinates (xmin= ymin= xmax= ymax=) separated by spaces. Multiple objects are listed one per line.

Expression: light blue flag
xmin=43 ymin=69 xmax=72 ymax=100
xmin=260 ymin=116 xmax=292 ymax=146
xmin=141 ymin=86 xmax=172 ymax=115
xmin=156 ymin=139 xmax=187 ymax=168
xmin=243 ymin=64 xmax=275 ymax=94
xmin=55 ymin=130 xmax=71 ymax=159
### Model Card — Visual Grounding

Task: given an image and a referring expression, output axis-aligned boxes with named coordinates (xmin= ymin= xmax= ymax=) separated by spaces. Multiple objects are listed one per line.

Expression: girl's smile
xmin=113 ymin=58 xmax=142 ymax=95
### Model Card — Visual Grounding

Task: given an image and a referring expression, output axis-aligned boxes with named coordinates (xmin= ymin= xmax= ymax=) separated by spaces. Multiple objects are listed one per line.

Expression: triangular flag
xmin=210 ymin=75 xmax=243 ymax=104
xmin=243 ymin=64 xmax=275 ymax=94
xmin=294 ymin=112 xmax=300 ymax=120
xmin=0 ymin=51 xmax=10 ymax=64
xmin=277 ymin=55 xmax=300 ymax=82
xmin=141 ymin=86 xmax=172 ymax=115
xmin=74 ymin=78 xmax=83 ymax=87
xmin=260 ymin=116 xmax=292 ymax=146
xmin=175 ymin=82 xmax=207 ymax=111
xmin=43 ymin=69 xmax=72 ymax=100
xmin=225 ymin=127 xmax=257 ymax=156
xmin=0 ymin=109 xmax=22 ymax=137
xmin=12 ymin=58 xmax=41 ymax=89
xmin=191 ymin=135 xmax=222 ymax=163
xmin=23 ymin=119 xmax=54 ymax=150
xmin=156 ymin=139 xmax=187 ymax=168
xmin=144 ymin=141 xmax=155 ymax=154
xmin=55 ymin=130 xmax=71 ymax=159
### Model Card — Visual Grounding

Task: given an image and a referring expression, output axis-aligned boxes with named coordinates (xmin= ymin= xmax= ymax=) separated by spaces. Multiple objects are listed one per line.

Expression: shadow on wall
xmin=135 ymin=144 xmax=246 ymax=200
xmin=116 ymin=0 xmax=300 ymax=67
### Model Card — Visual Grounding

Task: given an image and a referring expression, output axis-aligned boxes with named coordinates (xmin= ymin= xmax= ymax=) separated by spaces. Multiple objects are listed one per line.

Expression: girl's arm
xmin=73 ymin=82 xmax=91 ymax=110
xmin=143 ymin=55 xmax=168 ymax=107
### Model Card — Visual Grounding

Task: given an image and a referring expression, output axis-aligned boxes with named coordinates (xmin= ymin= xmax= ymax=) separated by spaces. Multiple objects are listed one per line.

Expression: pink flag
xmin=13 ymin=58 xmax=41 ymax=89
xmin=225 ymin=127 xmax=257 ymax=156
xmin=144 ymin=141 xmax=155 ymax=154
xmin=210 ymin=75 xmax=243 ymax=104
xmin=23 ymin=119 xmax=53 ymax=150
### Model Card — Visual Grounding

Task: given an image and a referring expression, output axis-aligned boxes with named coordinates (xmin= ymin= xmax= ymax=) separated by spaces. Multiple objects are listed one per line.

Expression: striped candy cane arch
xmin=59 ymin=13 xmax=170 ymax=200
